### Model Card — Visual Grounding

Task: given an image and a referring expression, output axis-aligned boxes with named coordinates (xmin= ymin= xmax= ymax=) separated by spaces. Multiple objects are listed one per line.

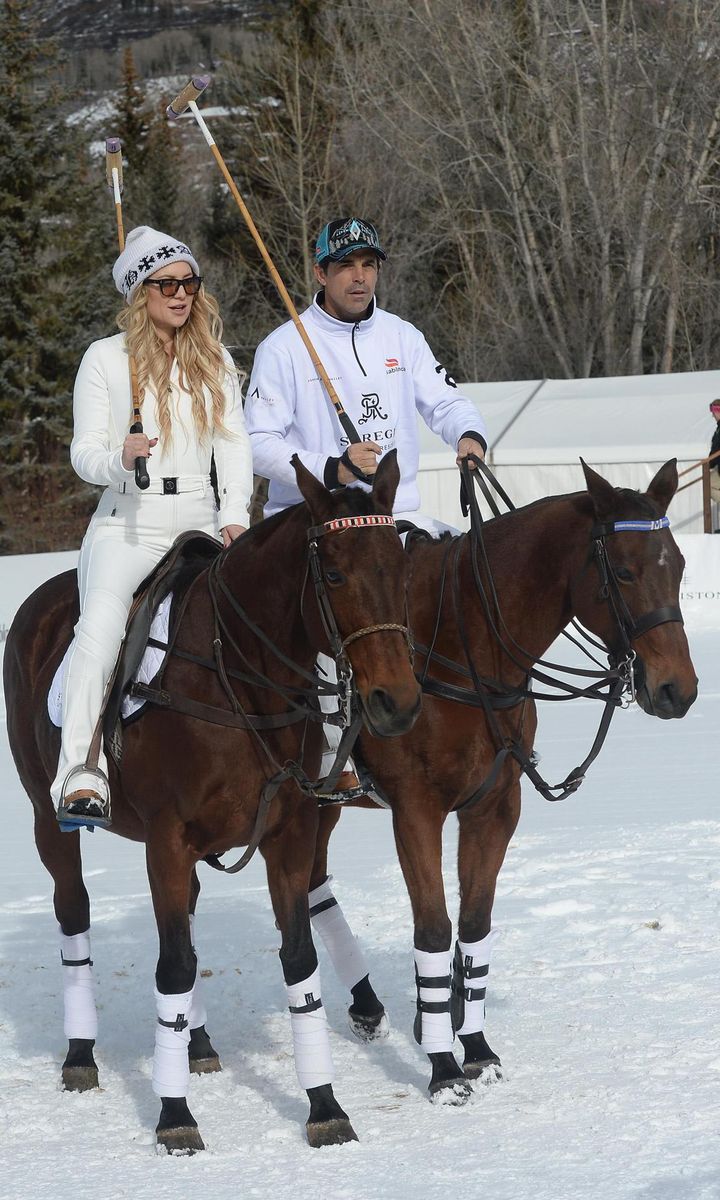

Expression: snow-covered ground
xmin=2 ymin=624 xmax=718 ymax=1199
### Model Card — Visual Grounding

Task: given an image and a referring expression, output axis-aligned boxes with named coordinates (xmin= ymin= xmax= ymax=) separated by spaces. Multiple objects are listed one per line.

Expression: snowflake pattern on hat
xmin=113 ymin=227 xmax=200 ymax=300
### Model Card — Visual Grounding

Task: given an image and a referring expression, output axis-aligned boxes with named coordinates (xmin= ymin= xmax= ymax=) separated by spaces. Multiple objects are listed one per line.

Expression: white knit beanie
xmin=112 ymin=225 xmax=200 ymax=301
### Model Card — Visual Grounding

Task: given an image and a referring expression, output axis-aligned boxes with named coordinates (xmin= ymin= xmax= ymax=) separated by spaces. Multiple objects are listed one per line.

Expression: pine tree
xmin=0 ymin=0 xmax=119 ymax=552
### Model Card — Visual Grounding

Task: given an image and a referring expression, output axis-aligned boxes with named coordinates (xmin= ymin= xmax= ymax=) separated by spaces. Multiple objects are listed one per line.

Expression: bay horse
xmin=3 ymin=451 xmax=421 ymax=1153
xmin=308 ymin=459 xmax=697 ymax=1100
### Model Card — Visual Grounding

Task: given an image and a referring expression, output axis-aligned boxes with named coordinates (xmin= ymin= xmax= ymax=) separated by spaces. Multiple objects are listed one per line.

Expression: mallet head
xmin=167 ymin=75 xmax=211 ymax=119
xmin=105 ymin=137 xmax=123 ymax=191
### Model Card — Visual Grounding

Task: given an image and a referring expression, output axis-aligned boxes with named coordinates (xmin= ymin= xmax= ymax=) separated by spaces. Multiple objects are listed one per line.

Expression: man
xmin=244 ymin=216 xmax=487 ymax=784
xmin=244 ymin=217 xmax=487 ymax=531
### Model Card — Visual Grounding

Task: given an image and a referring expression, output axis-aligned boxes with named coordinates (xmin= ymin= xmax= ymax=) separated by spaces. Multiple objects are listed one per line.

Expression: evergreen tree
xmin=0 ymin=0 xmax=118 ymax=552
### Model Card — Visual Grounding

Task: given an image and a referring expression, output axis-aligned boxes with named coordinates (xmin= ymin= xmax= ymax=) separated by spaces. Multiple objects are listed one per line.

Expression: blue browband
xmin=593 ymin=517 xmax=670 ymax=537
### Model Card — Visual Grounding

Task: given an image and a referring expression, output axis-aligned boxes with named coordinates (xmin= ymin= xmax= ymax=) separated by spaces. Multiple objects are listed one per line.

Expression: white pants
xmin=50 ymin=485 xmax=220 ymax=805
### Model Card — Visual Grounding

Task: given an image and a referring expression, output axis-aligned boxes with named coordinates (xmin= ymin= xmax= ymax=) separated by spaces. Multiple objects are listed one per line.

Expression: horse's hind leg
xmin=455 ymin=782 xmax=520 ymax=1082
xmin=33 ymin=809 xmax=99 ymax=1091
xmin=263 ymin=809 xmax=359 ymax=1148
xmin=187 ymin=869 xmax=221 ymax=1075
xmin=146 ymin=828 xmax=204 ymax=1155
xmin=311 ymin=807 xmax=388 ymax=1042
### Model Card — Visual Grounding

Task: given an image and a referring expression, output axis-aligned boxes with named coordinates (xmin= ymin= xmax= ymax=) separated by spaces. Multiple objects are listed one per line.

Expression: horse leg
xmin=146 ymin=829 xmax=204 ymax=1155
xmin=33 ymin=808 xmax=99 ymax=1091
xmin=187 ymin=868 xmax=221 ymax=1075
xmin=392 ymin=804 xmax=472 ymax=1103
xmin=455 ymin=782 xmax=521 ymax=1081
xmin=263 ymin=815 xmax=359 ymax=1148
xmin=310 ymin=807 xmax=388 ymax=1042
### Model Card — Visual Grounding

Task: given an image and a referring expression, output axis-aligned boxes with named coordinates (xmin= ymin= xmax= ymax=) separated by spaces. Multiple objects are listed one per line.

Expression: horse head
xmin=573 ymin=459 xmax=697 ymax=718
xmin=293 ymin=450 xmax=421 ymax=737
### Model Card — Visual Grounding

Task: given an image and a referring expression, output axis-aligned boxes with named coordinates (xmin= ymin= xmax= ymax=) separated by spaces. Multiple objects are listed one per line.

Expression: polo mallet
xmin=105 ymin=137 xmax=150 ymax=490
xmin=167 ymin=76 xmax=367 ymax=463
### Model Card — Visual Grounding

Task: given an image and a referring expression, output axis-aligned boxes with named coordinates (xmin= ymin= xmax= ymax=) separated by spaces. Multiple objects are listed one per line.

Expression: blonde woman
xmin=53 ymin=225 xmax=253 ymax=829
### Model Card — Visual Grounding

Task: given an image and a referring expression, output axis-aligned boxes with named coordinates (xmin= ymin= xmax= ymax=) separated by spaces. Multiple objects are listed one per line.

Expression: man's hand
xmin=456 ymin=437 xmax=486 ymax=469
xmin=221 ymin=524 xmax=247 ymax=547
xmin=338 ymin=440 xmax=382 ymax=484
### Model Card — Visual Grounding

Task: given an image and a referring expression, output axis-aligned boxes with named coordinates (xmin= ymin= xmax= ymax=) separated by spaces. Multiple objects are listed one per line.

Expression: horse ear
xmin=646 ymin=458 xmax=678 ymax=515
xmin=580 ymin=458 xmax=617 ymax=519
xmin=371 ymin=449 xmax=400 ymax=514
xmin=291 ymin=454 xmax=333 ymax=520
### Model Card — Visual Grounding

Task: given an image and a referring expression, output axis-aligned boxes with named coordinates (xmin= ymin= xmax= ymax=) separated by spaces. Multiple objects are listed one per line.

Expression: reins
xmin=130 ymin=509 xmax=409 ymax=871
xmin=416 ymin=458 xmax=682 ymax=806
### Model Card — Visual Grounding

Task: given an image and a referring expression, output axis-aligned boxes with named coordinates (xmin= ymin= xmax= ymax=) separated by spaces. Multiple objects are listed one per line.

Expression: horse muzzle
xmin=635 ymin=654 xmax=698 ymax=719
xmin=361 ymin=685 xmax=422 ymax=737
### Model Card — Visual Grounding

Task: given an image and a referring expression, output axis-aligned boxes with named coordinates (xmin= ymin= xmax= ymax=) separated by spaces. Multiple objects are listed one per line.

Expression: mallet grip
xmin=167 ymin=75 xmax=211 ymax=118
xmin=129 ymin=361 xmax=149 ymax=490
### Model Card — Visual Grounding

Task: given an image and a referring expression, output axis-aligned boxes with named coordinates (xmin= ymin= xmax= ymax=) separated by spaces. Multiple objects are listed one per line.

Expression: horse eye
xmin=325 ymin=569 xmax=346 ymax=586
xmin=614 ymin=566 xmax=635 ymax=583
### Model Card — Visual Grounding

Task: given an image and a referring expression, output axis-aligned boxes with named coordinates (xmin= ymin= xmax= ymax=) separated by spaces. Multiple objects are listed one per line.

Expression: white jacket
xmin=71 ymin=332 xmax=253 ymax=528
xmin=245 ymin=295 xmax=486 ymax=516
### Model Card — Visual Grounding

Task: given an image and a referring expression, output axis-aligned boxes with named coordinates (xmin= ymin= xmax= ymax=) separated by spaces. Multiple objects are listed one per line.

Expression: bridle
xmin=411 ymin=460 xmax=684 ymax=807
xmin=588 ymin=516 xmax=682 ymax=703
xmin=304 ymin=512 xmax=413 ymax=725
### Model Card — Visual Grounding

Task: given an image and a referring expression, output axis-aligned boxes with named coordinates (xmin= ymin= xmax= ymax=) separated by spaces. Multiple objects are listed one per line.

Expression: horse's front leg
xmin=187 ymin=868 xmax=221 ymax=1075
xmin=310 ymin=806 xmax=388 ymax=1042
xmin=146 ymin=825 xmax=204 ymax=1155
xmin=263 ymin=802 xmax=359 ymax=1147
xmin=392 ymin=802 xmax=471 ymax=1103
xmin=455 ymin=780 xmax=521 ymax=1082
xmin=33 ymin=807 xmax=99 ymax=1092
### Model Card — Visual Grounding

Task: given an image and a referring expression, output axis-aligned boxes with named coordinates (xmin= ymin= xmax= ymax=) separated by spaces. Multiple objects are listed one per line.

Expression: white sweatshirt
xmin=71 ymin=332 xmax=253 ymax=528
xmin=245 ymin=295 xmax=486 ymax=517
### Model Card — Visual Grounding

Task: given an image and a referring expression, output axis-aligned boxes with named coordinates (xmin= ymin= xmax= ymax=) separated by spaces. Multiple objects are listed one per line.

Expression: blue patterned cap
xmin=315 ymin=218 xmax=387 ymax=264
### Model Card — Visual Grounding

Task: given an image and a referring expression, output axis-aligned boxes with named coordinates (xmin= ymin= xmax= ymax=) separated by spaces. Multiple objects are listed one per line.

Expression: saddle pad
xmin=48 ymin=593 xmax=173 ymax=728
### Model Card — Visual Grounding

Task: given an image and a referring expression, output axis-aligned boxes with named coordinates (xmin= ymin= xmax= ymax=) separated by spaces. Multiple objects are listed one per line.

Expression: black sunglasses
xmin=143 ymin=274 xmax=202 ymax=297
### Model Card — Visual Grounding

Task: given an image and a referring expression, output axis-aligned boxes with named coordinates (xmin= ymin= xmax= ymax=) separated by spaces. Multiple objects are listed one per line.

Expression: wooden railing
xmin=676 ymin=449 xmax=720 ymax=532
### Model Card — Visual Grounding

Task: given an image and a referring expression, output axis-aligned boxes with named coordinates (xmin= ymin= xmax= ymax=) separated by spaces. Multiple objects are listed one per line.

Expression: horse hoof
xmin=347 ymin=1007 xmax=390 ymax=1042
xmin=428 ymin=1076 xmax=474 ymax=1106
xmin=156 ymin=1126 xmax=205 ymax=1155
xmin=62 ymin=1064 xmax=99 ymax=1092
xmin=464 ymin=1058 xmax=503 ymax=1084
xmin=189 ymin=1054 xmax=222 ymax=1075
xmin=306 ymin=1118 xmax=359 ymax=1147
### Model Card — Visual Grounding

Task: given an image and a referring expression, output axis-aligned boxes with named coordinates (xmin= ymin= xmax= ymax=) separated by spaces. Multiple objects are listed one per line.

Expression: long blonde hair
xmin=116 ymin=283 xmax=232 ymax=446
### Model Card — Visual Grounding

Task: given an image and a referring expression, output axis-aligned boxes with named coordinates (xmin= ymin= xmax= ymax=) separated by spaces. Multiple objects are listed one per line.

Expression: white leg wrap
xmin=187 ymin=915 xmax=207 ymax=1030
xmin=60 ymin=928 xmax=98 ymax=1040
xmin=286 ymin=967 xmax=334 ymax=1090
xmin=309 ymin=876 xmax=369 ymax=990
xmin=414 ymin=947 xmax=454 ymax=1054
xmin=152 ymin=987 xmax=193 ymax=1098
xmin=454 ymin=929 xmax=499 ymax=1036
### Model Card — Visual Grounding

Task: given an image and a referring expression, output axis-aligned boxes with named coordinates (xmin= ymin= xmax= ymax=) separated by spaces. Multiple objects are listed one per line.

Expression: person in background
xmin=709 ymin=400 xmax=720 ymax=509
xmin=53 ymin=225 xmax=253 ymax=829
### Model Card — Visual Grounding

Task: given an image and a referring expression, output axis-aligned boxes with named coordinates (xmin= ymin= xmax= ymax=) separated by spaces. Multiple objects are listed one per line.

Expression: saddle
xmin=94 ymin=531 xmax=221 ymax=760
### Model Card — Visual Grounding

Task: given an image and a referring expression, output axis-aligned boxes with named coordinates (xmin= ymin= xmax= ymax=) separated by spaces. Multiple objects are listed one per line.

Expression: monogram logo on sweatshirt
xmin=358 ymin=393 xmax=388 ymax=424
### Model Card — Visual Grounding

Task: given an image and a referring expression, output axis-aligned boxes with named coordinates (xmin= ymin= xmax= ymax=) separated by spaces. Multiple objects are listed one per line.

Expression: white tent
xmin=416 ymin=369 xmax=720 ymax=532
